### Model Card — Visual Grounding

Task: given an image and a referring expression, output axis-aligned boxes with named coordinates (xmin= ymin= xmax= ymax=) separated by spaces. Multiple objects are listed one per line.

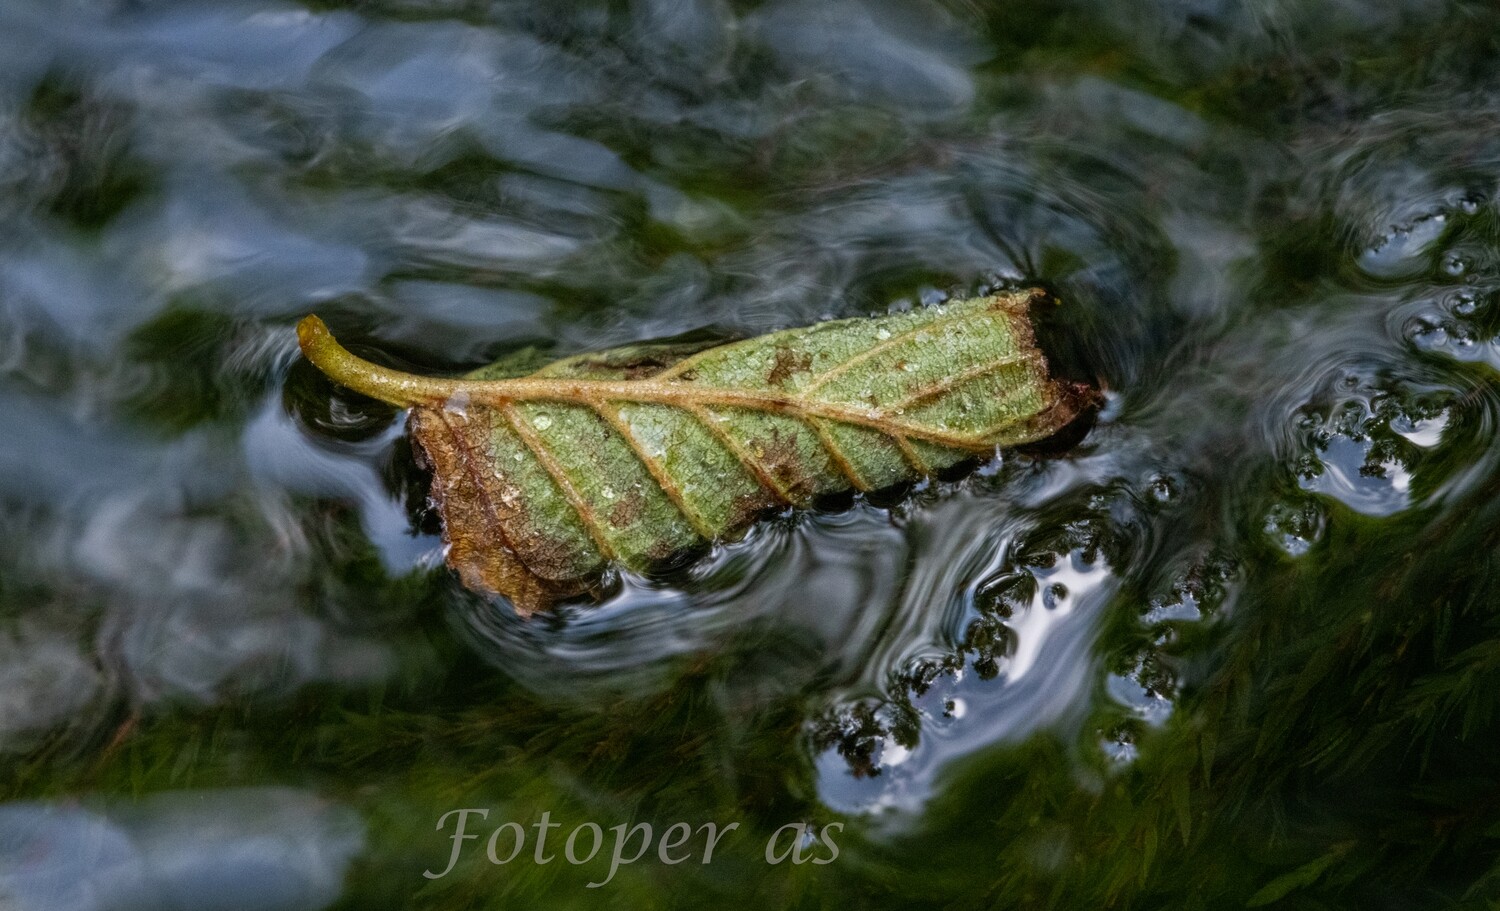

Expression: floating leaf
xmin=297 ymin=290 xmax=1091 ymax=614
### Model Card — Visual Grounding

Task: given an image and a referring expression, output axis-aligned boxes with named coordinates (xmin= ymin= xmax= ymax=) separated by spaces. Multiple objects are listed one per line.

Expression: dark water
xmin=4 ymin=1 xmax=1500 ymax=908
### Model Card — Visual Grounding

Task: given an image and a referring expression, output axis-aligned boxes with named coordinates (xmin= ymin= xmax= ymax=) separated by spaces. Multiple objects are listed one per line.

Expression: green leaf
xmin=297 ymin=290 xmax=1090 ymax=614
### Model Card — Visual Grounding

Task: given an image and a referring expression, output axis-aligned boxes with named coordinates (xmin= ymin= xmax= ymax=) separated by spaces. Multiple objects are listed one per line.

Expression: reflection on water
xmin=457 ymin=505 xmax=911 ymax=696
xmin=818 ymin=542 xmax=1114 ymax=817
xmin=0 ymin=788 xmax=363 ymax=911
xmin=2 ymin=0 xmax=1500 ymax=906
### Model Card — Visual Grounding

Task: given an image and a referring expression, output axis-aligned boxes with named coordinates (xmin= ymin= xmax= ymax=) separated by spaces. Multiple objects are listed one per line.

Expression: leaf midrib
xmin=297 ymin=316 xmax=1039 ymax=450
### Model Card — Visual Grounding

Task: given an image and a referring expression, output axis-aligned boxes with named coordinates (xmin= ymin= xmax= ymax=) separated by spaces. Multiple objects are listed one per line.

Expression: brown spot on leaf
xmin=568 ymin=355 xmax=671 ymax=379
xmin=767 ymin=347 xmax=813 ymax=386
xmin=753 ymin=428 xmax=817 ymax=501
xmin=622 ymin=362 xmax=665 ymax=379
xmin=608 ymin=485 xmax=646 ymax=527
xmin=726 ymin=490 xmax=781 ymax=529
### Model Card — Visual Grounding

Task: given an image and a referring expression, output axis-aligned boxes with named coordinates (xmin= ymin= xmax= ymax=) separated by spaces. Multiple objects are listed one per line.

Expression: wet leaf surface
xmin=299 ymin=290 xmax=1090 ymax=612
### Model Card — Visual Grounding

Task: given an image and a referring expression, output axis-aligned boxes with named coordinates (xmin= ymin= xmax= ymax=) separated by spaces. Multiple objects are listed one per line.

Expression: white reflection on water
xmin=0 ymin=386 xmax=399 ymax=737
xmin=1299 ymin=433 xmax=1413 ymax=517
xmin=242 ymin=394 xmax=431 ymax=574
xmin=752 ymin=0 xmax=983 ymax=112
xmin=0 ymin=788 xmax=363 ymax=911
xmin=817 ymin=545 xmax=1114 ymax=817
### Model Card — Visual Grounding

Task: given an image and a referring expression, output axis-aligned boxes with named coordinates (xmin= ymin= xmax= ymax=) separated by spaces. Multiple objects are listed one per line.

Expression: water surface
xmin=3 ymin=1 xmax=1500 ymax=908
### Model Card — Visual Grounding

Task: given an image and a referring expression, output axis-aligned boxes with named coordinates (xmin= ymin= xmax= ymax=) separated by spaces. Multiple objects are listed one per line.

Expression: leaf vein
xmin=501 ymin=403 xmax=618 ymax=561
xmin=594 ymin=402 xmax=717 ymax=539
xmin=683 ymin=404 xmax=798 ymax=505
xmin=882 ymin=351 xmax=1036 ymax=414
xmin=806 ymin=418 xmax=868 ymax=491
xmin=798 ymin=307 xmax=976 ymax=395
xmin=892 ymin=434 xmax=930 ymax=473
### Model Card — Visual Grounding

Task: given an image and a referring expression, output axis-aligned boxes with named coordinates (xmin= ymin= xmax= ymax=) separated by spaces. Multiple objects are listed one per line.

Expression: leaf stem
xmin=297 ymin=315 xmax=461 ymax=407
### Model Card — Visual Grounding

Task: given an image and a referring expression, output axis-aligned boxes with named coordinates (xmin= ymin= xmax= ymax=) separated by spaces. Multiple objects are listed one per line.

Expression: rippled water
xmin=4 ymin=1 xmax=1500 ymax=908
